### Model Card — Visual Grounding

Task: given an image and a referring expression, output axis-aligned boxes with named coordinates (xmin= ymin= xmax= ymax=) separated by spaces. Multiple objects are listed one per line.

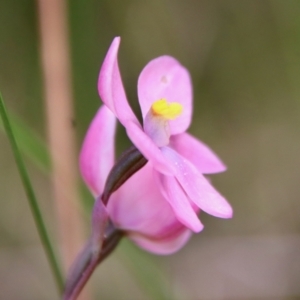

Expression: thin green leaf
xmin=0 ymin=112 xmax=51 ymax=172
xmin=0 ymin=93 xmax=64 ymax=293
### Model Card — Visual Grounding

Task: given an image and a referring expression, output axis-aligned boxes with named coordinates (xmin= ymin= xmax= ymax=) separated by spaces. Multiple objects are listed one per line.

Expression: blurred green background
xmin=1 ymin=0 xmax=300 ymax=299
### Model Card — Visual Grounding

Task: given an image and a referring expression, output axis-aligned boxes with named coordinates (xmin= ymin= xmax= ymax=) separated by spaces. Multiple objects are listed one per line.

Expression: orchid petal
xmin=158 ymin=173 xmax=203 ymax=232
xmin=79 ymin=106 xmax=116 ymax=197
xmin=107 ymin=163 xmax=181 ymax=237
xmin=162 ymin=147 xmax=233 ymax=218
xmin=138 ymin=56 xmax=192 ymax=135
xmin=126 ymin=121 xmax=175 ymax=175
xmin=170 ymin=133 xmax=226 ymax=174
xmin=98 ymin=37 xmax=139 ymax=127
xmin=129 ymin=229 xmax=192 ymax=255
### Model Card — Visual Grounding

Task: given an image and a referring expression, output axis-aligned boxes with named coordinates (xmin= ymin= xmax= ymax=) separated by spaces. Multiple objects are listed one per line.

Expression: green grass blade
xmin=0 ymin=93 xmax=64 ymax=293
xmin=3 ymin=114 xmax=51 ymax=172
xmin=0 ymin=110 xmax=51 ymax=173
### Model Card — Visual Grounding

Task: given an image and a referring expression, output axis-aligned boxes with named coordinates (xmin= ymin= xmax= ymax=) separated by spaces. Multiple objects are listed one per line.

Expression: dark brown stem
xmin=63 ymin=222 xmax=124 ymax=300
xmin=102 ymin=146 xmax=148 ymax=204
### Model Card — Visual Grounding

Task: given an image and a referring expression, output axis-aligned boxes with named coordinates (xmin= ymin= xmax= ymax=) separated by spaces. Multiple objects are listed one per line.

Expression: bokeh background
xmin=1 ymin=1 xmax=300 ymax=299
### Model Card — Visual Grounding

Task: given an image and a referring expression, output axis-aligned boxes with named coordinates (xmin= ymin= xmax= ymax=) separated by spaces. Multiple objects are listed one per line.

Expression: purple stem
xmin=63 ymin=222 xmax=124 ymax=300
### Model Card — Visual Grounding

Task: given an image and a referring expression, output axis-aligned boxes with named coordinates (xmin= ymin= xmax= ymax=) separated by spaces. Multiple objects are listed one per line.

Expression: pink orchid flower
xmin=80 ymin=105 xmax=194 ymax=254
xmin=98 ymin=37 xmax=233 ymax=233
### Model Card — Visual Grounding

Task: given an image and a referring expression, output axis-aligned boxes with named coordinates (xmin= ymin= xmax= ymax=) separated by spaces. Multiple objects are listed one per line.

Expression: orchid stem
xmin=64 ymin=224 xmax=124 ymax=300
xmin=0 ymin=93 xmax=64 ymax=293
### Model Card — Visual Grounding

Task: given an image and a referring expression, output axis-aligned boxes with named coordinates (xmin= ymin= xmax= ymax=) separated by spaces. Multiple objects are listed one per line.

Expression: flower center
xmin=151 ymin=99 xmax=183 ymax=120
xmin=144 ymin=99 xmax=183 ymax=147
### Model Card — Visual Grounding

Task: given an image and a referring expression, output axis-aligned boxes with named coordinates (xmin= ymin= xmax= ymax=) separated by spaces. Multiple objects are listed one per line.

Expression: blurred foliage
xmin=0 ymin=93 xmax=64 ymax=293
xmin=0 ymin=113 xmax=51 ymax=172
xmin=1 ymin=0 xmax=300 ymax=299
